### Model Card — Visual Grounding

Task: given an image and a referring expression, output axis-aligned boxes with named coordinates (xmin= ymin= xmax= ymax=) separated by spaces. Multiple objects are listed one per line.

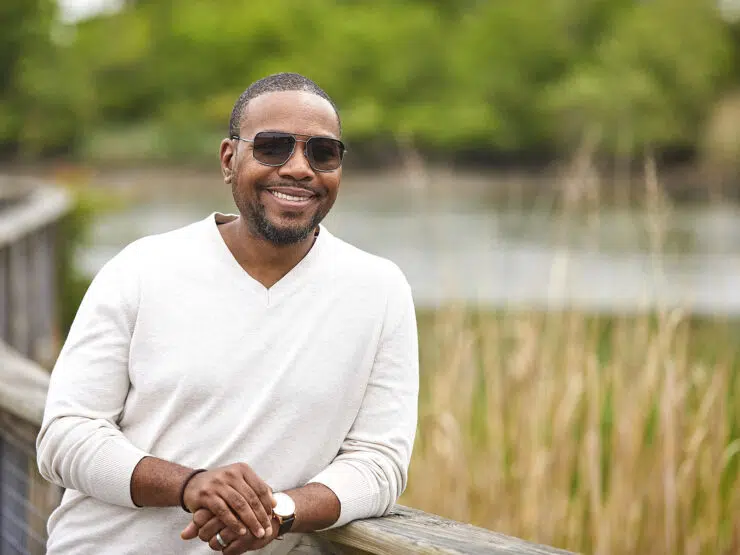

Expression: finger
xmin=198 ymin=516 xmax=224 ymax=543
xmin=181 ymin=508 xmax=215 ymax=540
xmin=223 ymin=485 xmax=267 ymax=539
xmin=207 ymin=497 xmax=248 ymax=537
xmin=223 ymin=534 xmax=254 ymax=555
xmin=224 ymin=484 xmax=265 ymax=538
xmin=180 ymin=520 xmax=199 ymax=540
xmin=193 ymin=508 xmax=214 ymax=528
xmin=208 ymin=528 xmax=240 ymax=552
xmin=240 ymin=465 xmax=276 ymax=513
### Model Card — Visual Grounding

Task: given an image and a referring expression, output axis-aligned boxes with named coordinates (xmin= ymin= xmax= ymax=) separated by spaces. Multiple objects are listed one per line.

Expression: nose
xmin=277 ymin=141 xmax=314 ymax=181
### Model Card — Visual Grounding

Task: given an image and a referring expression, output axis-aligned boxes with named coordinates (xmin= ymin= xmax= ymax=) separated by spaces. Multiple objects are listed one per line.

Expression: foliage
xmin=545 ymin=0 xmax=734 ymax=153
xmin=1 ymin=1 xmax=738 ymax=160
xmin=0 ymin=0 xmax=93 ymax=157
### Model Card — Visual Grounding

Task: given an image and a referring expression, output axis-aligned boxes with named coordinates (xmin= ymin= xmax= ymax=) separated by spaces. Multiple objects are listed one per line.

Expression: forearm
xmin=130 ymin=456 xmax=195 ymax=508
xmin=284 ymin=483 xmax=340 ymax=533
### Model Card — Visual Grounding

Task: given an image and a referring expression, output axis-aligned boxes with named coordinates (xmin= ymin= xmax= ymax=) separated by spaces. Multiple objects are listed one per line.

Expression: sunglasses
xmin=231 ymin=132 xmax=346 ymax=172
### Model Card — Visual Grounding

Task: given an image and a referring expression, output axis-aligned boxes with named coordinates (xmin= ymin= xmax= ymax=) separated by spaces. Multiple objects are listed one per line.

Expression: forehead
xmin=241 ymin=91 xmax=340 ymax=138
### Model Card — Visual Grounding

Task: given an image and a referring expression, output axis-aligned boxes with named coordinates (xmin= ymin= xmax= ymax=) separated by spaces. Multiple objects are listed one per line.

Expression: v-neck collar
xmin=206 ymin=212 xmax=327 ymax=306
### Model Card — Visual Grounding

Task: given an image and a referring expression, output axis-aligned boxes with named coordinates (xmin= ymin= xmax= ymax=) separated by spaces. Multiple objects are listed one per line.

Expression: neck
xmin=219 ymin=216 xmax=317 ymax=289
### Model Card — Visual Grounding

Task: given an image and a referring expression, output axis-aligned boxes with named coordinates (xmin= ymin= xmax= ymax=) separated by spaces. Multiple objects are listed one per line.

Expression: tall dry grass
xmin=404 ymin=308 xmax=740 ymax=554
xmin=399 ymin=148 xmax=740 ymax=554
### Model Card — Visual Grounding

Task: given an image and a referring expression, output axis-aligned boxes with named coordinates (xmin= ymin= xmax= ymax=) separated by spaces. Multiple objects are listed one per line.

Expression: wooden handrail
xmin=318 ymin=505 xmax=574 ymax=554
xmin=0 ymin=340 xmax=49 ymax=426
xmin=0 ymin=180 xmax=71 ymax=249
xmin=0 ymin=179 xmax=72 ymax=554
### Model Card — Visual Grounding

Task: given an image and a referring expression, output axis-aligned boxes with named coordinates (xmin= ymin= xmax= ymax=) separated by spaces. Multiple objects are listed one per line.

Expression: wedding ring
xmin=216 ymin=531 xmax=228 ymax=548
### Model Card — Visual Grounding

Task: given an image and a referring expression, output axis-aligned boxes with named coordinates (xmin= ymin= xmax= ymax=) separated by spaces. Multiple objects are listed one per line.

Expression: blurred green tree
xmin=543 ymin=0 xmax=733 ymax=155
xmin=1 ymin=0 xmax=737 ymax=162
xmin=0 ymin=0 xmax=92 ymax=157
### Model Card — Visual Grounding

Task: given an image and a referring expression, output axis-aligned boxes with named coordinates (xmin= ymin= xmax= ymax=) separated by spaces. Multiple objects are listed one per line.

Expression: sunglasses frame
xmin=231 ymin=132 xmax=347 ymax=173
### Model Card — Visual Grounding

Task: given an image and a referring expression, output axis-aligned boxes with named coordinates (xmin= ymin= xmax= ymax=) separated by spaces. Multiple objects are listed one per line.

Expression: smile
xmin=267 ymin=190 xmax=315 ymax=203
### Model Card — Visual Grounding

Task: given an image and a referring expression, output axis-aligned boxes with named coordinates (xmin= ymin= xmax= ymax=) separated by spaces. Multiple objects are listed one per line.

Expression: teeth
xmin=271 ymin=191 xmax=307 ymax=202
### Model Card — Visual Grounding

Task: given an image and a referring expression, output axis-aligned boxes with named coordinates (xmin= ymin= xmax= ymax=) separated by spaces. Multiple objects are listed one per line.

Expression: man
xmin=37 ymin=72 xmax=419 ymax=554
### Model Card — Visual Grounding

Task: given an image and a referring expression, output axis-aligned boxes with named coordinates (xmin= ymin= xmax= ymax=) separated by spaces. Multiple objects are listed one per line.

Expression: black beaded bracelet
xmin=179 ymin=468 xmax=207 ymax=513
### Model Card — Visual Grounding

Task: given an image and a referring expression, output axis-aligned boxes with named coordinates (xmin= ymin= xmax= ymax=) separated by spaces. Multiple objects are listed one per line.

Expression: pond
xmin=77 ymin=168 xmax=740 ymax=315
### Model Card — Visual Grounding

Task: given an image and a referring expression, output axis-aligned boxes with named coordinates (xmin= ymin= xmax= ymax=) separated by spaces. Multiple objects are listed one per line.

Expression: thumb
xmin=180 ymin=521 xmax=199 ymax=540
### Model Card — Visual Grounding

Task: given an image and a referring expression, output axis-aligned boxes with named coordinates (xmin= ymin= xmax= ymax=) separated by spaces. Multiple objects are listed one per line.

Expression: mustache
xmin=259 ymin=180 xmax=323 ymax=195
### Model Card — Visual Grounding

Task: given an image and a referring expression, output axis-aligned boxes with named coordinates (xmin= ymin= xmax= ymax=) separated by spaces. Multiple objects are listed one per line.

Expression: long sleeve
xmin=308 ymin=264 xmax=419 ymax=528
xmin=36 ymin=244 xmax=150 ymax=508
xmin=32 ymin=217 xmax=425 ymax=553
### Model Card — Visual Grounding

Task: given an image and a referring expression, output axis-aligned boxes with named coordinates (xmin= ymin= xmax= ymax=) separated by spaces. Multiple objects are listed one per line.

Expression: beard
xmin=233 ymin=181 xmax=328 ymax=246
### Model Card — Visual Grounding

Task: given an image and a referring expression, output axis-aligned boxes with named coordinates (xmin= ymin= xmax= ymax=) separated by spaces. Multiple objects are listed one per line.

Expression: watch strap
xmin=276 ymin=514 xmax=295 ymax=537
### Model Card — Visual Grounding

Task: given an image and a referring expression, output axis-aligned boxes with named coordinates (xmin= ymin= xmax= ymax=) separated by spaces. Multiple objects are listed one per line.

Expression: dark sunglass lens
xmin=307 ymin=138 xmax=343 ymax=171
xmin=252 ymin=133 xmax=295 ymax=165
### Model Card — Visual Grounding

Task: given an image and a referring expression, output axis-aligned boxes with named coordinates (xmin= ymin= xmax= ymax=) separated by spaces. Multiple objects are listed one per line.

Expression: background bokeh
xmin=3 ymin=0 xmax=740 ymax=167
xmin=3 ymin=1 xmax=740 ymax=553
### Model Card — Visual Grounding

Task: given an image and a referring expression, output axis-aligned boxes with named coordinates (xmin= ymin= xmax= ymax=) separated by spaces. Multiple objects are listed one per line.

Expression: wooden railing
xmin=0 ymin=180 xmax=574 ymax=554
xmin=0 ymin=179 xmax=71 ymax=554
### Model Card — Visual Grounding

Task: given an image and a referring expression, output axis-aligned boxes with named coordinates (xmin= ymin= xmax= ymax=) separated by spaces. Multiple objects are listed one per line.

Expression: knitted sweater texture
xmin=37 ymin=213 xmax=419 ymax=554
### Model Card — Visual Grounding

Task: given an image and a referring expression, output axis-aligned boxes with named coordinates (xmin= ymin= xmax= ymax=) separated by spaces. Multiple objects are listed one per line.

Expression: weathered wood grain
xmin=9 ymin=238 xmax=31 ymax=355
xmin=0 ymin=184 xmax=71 ymax=249
xmin=31 ymin=227 xmax=58 ymax=366
xmin=0 ymin=340 xmax=49 ymax=427
xmin=0 ymin=246 xmax=8 ymax=341
xmin=0 ymin=410 xmax=40 ymax=456
xmin=0 ymin=181 xmax=66 ymax=426
xmin=319 ymin=506 xmax=576 ymax=555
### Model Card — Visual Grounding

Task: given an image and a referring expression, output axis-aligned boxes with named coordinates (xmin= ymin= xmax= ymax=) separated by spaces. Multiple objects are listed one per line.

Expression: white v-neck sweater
xmin=36 ymin=213 xmax=419 ymax=555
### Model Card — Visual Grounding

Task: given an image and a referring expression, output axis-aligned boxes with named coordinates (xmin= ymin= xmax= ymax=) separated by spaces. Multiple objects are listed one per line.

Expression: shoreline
xmin=1 ymin=158 xmax=737 ymax=206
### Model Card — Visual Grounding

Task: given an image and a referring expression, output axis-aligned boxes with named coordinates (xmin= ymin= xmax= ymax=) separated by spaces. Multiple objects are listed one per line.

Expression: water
xmin=78 ymin=170 xmax=740 ymax=315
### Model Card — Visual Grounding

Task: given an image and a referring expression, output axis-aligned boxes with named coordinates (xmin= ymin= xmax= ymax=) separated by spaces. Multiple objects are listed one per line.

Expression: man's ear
xmin=219 ymin=138 xmax=235 ymax=184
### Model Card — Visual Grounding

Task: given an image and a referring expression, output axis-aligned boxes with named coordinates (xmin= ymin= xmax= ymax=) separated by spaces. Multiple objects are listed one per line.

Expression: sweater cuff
xmin=87 ymin=438 xmax=149 ymax=508
xmin=307 ymin=461 xmax=379 ymax=529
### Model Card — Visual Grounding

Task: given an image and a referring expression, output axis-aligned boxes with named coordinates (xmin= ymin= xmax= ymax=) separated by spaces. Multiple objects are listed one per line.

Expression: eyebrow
xmin=256 ymin=130 xmax=340 ymax=140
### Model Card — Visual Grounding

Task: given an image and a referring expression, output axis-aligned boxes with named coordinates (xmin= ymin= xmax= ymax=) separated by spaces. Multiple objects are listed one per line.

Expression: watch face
xmin=273 ymin=492 xmax=295 ymax=517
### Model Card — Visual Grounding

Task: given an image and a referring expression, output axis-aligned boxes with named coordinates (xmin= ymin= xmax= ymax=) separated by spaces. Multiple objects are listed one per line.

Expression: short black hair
xmin=229 ymin=72 xmax=340 ymax=137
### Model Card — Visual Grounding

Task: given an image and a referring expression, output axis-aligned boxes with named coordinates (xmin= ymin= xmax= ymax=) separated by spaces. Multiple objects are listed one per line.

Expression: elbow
xmin=368 ymin=438 xmax=413 ymax=511
xmin=36 ymin=414 xmax=89 ymax=487
xmin=36 ymin=414 xmax=99 ymax=487
xmin=364 ymin=450 xmax=408 ymax=516
xmin=36 ymin=416 xmax=62 ymax=485
xmin=368 ymin=464 xmax=404 ymax=519
xmin=385 ymin=460 xmax=407 ymax=513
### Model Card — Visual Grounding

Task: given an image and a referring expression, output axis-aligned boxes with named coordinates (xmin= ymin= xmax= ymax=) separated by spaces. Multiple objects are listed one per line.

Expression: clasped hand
xmin=179 ymin=463 xmax=278 ymax=553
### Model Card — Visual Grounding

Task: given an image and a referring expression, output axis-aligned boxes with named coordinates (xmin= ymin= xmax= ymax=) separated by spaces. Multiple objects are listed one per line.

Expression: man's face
xmin=220 ymin=91 xmax=342 ymax=245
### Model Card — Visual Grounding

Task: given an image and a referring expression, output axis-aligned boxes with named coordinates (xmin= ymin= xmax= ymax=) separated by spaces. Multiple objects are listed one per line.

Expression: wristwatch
xmin=272 ymin=492 xmax=296 ymax=539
